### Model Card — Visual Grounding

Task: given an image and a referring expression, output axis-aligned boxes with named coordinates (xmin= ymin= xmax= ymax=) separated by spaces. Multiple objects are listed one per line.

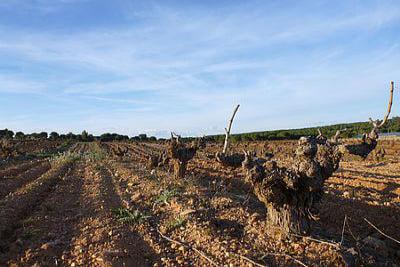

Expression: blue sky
xmin=0 ymin=0 xmax=399 ymax=137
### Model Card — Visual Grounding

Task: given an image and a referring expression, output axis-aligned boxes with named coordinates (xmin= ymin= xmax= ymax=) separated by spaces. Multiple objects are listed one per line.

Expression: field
xmin=0 ymin=140 xmax=399 ymax=266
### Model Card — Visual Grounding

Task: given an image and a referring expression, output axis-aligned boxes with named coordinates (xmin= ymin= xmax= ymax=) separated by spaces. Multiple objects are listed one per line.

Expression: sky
xmin=0 ymin=0 xmax=399 ymax=138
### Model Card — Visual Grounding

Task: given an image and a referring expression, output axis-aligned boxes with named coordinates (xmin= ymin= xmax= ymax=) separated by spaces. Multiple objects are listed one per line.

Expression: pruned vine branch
xmin=370 ymin=80 xmax=394 ymax=129
xmin=344 ymin=81 xmax=395 ymax=158
xmin=223 ymin=104 xmax=240 ymax=154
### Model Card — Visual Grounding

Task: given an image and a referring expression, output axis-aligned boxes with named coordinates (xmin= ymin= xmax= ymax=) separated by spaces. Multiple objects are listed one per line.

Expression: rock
xmin=131 ymin=192 xmax=142 ymax=202
xmin=41 ymin=243 xmax=51 ymax=251
xmin=176 ymin=256 xmax=184 ymax=265
xmin=40 ymin=240 xmax=62 ymax=251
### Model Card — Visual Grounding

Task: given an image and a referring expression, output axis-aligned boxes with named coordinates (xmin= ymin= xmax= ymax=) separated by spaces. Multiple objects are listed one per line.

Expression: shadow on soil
xmin=99 ymin=166 xmax=158 ymax=266
xmin=317 ymin=193 xmax=400 ymax=265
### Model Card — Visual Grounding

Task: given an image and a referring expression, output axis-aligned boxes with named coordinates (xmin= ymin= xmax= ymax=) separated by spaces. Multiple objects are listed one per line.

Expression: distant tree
xmin=66 ymin=132 xmax=77 ymax=140
xmin=29 ymin=133 xmax=40 ymax=139
xmin=138 ymin=134 xmax=147 ymax=141
xmin=130 ymin=136 xmax=140 ymax=141
xmin=50 ymin=132 xmax=59 ymax=140
xmin=81 ymin=131 xmax=95 ymax=142
xmin=0 ymin=129 xmax=14 ymax=139
xmin=39 ymin=132 xmax=48 ymax=139
xmin=81 ymin=130 xmax=90 ymax=141
xmin=100 ymin=133 xmax=112 ymax=142
xmin=88 ymin=134 xmax=95 ymax=141
xmin=14 ymin=131 xmax=25 ymax=140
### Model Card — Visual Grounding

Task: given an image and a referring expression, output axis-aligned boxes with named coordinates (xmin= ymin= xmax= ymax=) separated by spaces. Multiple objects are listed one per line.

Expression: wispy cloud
xmin=0 ymin=0 xmax=399 ymax=136
xmin=0 ymin=74 xmax=46 ymax=94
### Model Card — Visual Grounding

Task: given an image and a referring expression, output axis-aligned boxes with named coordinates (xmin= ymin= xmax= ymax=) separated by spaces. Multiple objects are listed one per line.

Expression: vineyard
xmin=0 ymin=136 xmax=399 ymax=266
xmin=0 ymin=82 xmax=399 ymax=266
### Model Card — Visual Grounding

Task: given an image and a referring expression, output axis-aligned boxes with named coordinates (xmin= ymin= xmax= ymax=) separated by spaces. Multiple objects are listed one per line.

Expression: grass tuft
xmin=154 ymin=187 xmax=180 ymax=205
xmin=166 ymin=216 xmax=186 ymax=231
xmin=112 ymin=207 xmax=150 ymax=225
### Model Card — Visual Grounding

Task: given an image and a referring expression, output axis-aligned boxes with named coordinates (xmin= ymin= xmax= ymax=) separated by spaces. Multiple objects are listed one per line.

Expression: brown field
xmin=0 ymin=140 xmax=399 ymax=266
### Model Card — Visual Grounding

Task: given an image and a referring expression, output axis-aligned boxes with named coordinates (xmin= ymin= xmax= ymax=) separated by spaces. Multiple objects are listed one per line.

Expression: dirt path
xmin=62 ymin=161 xmax=157 ymax=266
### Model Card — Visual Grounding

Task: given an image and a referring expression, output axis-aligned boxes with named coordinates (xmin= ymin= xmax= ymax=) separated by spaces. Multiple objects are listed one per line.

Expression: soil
xmin=0 ymin=141 xmax=399 ymax=266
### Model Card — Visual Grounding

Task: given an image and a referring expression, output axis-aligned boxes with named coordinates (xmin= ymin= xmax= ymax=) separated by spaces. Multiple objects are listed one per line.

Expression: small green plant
xmin=154 ymin=188 xmax=180 ymax=205
xmin=84 ymin=150 xmax=106 ymax=162
xmin=112 ymin=207 xmax=150 ymax=225
xmin=21 ymin=228 xmax=39 ymax=240
xmin=166 ymin=216 xmax=186 ymax=231
xmin=93 ymin=163 xmax=104 ymax=172
xmin=50 ymin=151 xmax=81 ymax=166
xmin=34 ymin=151 xmax=57 ymax=158
xmin=59 ymin=140 xmax=74 ymax=151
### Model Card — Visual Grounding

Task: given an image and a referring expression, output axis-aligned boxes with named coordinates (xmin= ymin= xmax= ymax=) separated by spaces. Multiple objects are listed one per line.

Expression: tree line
xmin=2 ymin=117 xmax=399 ymax=142
xmin=0 ymin=130 xmax=157 ymax=142
xmin=205 ymin=116 xmax=400 ymax=142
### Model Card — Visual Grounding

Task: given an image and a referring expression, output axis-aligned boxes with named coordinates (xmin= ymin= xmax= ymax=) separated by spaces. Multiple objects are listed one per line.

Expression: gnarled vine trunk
xmin=173 ymin=160 xmax=187 ymax=179
xmin=344 ymin=136 xmax=377 ymax=159
xmin=243 ymin=136 xmax=343 ymax=238
xmin=168 ymin=133 xmax=203 ymax=178
xmin=239 ymin=81 xmax=394 ymax=240
xmin=215 ymin=152 xmax=245 ymax=168
xmin=148 ymin=151 xmax=170 ymax=169
xmin=266 ymin=203 xmax=311 ymax=237
xmin=0 ymin=139 xmax=15 ymax=160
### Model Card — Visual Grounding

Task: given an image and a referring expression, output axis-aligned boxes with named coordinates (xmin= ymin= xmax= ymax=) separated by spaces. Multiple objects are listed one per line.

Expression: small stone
xmin=41 ymin=243 xmax=51 ymax=251
xmin=176 ymin=257 xmax=184 ymax=264
xmin=131 ymin=193 xmax=141 ymax=202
